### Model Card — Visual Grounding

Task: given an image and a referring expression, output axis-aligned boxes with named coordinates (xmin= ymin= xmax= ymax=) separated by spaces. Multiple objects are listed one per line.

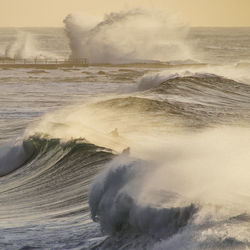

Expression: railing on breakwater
xmin=0 ymin=58 xmax=88 ymax=67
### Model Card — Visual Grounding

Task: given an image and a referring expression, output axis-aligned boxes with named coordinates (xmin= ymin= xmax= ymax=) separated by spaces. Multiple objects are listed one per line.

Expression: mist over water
xmin=64 ymin=9 xmax=193 ymax=64
xmin=4 ymin=31 xmax=57 ymax=59
xmin=5 ymin=32 xmax=36 ymax=59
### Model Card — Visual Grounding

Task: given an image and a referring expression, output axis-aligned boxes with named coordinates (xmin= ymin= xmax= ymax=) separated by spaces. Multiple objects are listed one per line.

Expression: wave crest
xmin=89 ymin=156 xmax=197 ymax=239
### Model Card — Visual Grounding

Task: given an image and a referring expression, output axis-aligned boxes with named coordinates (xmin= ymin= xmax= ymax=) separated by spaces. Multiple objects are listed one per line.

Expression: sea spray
xmin=5 ymin=31 xmax=57 ymax=60
xmin=21 ymin=71 xmax=250 ymax=217
xmin=25 ymin=73 xmax=250 ymax=155
xmin=87 ymin=127 xmax=250 ymax=249
xmin=88 ymin=155 xmax=196 ymax=237
xmin=5 ymin=32 xmax=37 ymax=59
xmin=64 ymin=9 xmax=192 ymax=64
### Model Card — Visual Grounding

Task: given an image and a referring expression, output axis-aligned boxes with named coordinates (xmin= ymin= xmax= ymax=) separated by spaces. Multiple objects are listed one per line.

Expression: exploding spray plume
xmin=5 ymin=31 xmax=56 ymax=60
xmin=64 ymin=9 xmax=192 ymax=64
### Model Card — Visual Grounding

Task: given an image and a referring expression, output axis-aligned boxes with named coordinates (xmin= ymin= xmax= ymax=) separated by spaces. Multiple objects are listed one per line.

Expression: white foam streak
xmin=141 ymin=128 xmax=250 ymax=214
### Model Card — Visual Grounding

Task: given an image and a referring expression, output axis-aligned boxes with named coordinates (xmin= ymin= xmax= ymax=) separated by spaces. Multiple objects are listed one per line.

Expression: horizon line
xmin=0 ymin=25 xmax=250 ymax=29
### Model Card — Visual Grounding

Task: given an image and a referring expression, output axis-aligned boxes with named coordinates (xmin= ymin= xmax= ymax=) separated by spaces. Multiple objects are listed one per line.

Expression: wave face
xmin=64 ymin=9 xmax=192 ymax=64
xmin=147 ymin=74 xmax=250 ymax=126
xmin=93 ymin=73 xmax=250 ymax=129
xmin=0 ymin=137 xmax=34 ymax=176
xmin=0 ymin=136 xmax=113 ymax=218
xmin=0 ymin=136 xmax=114 ymax=249
xmin=89 ymin=156 xmax=197 ymax=249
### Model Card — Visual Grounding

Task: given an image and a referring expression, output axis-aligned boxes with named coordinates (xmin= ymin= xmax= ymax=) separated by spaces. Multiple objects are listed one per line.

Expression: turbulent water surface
xmin=1 ymin=17 xmax=250 ymax=250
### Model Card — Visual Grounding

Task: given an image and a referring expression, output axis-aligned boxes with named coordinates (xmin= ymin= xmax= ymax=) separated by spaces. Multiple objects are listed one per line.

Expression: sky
xmin=0 ymin=0 xmax=250 ymax=27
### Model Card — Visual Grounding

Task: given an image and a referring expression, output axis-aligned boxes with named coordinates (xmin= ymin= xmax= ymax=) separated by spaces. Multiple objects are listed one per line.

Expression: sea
xmin=1 ymin=11 xmax=250 ymax=250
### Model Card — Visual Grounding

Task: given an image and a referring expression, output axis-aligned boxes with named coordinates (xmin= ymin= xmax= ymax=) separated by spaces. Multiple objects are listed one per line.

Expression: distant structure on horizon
xmin=0 ymin=57 xmax=88 ymax=68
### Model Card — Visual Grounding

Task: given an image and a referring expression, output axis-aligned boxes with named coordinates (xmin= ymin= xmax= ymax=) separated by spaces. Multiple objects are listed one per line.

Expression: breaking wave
xmin=4 ymin=32 xmax=57 ymax=60
xmin=64 ymin=9 xmax=192 ymax=64
xmin=89 ymin=156 xmax=197 ymax=244
xmin=2 ymin=70 xmax=250 ymax=249
xmin=0 ymin=136 xmax=113 ymax=222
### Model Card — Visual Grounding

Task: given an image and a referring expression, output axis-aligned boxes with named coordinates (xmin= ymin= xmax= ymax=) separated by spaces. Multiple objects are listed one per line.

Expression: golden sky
xmin=0 ymin=0 xmax=250 ymax=27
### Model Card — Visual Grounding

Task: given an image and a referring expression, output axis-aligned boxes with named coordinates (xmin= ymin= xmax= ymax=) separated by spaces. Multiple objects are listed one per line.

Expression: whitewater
xmin=1 ymin=9 xmax=250 ymax=250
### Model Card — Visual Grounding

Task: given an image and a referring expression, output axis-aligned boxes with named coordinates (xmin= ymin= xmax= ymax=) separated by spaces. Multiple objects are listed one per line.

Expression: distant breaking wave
xmin=4 ymin=32 xmax=57 ymax=60
xmin=2 ymin=71 xmax=250 ymax=248
xmin=64 ymin=9 xmax=193 ymax=64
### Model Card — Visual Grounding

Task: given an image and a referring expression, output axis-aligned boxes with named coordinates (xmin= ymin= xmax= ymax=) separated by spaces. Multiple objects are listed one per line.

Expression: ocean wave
xmin=0 ymin=135 xmax=114 ymax=223
xmin=138 ymin=64 xmax=250 ymax=91
xmin=64 ymin=9 xmax=192 ymax=64
xmin=0 ymin=135 xmax=115 ymax=249
xmin=95 ymin=73 xmax=250 ymax=128
xmin=89 ymin=156 xmax=197 ymax=248
xmin=21 ymin=72 xmax=250 ymax=160
xmin=137 ymin=71 xmax=228 ymax=91
xmin=2 ymin=112 xmax=250 ymax=249
xmin=0 ymin=135 xmax=114 ymax=177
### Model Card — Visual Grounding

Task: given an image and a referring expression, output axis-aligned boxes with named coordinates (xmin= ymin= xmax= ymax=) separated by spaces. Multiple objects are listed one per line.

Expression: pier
xmin=0 ymin=58 xmax=88 ymax=68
